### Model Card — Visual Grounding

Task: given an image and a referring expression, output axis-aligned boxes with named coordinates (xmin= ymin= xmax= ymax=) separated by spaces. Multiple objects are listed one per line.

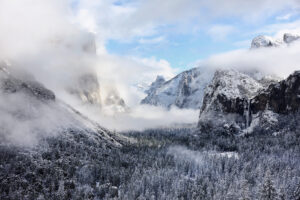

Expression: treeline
xmin=0 ymin=123 xmax=300 ymax=199
xmin=120 ymin=126 xmax=300 ymax=200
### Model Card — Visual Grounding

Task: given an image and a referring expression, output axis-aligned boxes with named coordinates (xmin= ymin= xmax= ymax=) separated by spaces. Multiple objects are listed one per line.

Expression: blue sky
xmin=74 ymin=0 xmax=300 ymax=72
xmin=96 ymin=1 xmax=300 ymax=70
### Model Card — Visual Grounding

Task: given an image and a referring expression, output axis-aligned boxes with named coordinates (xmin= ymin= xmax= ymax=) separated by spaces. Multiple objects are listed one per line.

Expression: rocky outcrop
xmin=141 ymin=68 xmax=213 ymax=109
xmin=251 ymin=35 xmax=282 ymax=48
xmin=104 ymin=89 xmax=128 ymax=113
xmin=198 ymin=70 xmax=300 ymax=135
xmin=283 ymin=33 xmax=300 ymax=44
xmin=198 ymin=69 xmax=263 ymax=133
xmin=144 ymin=75 xmax=165 ymax=96
xmin=68 ymin=73 xmax=102 ymax=105
xmin=0 ymin=63 xmax=55 ymax=101
xmin=251 ymin=32 xmax=300 ymax=49
xmin=251 ymin=71 xmax=300 ymax=114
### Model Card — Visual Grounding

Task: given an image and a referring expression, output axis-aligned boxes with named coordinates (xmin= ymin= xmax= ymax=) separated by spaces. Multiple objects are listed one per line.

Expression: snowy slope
xmin=141 ymin=32 xmax=293 ymax=110
xmin=0 ymin=61 xmax=133 ymax=199
xmin=251 ymin=35 xmax=282 ymax=48
xmin=0 ymin=62 xmax=124 ymax=147
xmin=251 ymin=32 xmax=300 ymax=49
xmin=141 ymin=67 xmax=214 ymax=109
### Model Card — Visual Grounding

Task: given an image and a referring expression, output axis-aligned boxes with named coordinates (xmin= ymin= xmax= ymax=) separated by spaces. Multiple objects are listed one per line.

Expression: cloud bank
xmin=0 ymin=0 xmax=197 ymax=137
xmin=202 ymin=40 xmax=300 ymax=78
xmin=1 ymin=0 xmax=300 ymax=140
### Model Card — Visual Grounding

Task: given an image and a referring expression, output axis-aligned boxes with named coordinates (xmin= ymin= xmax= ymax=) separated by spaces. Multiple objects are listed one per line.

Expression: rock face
xmin=283 ymin=33 xmax=300 ymax=44
xmin=198 ymin=70 xmax=300 ymax=135
xmin=251 ymin=71 xmax=300 ymax=114
xmin=141 ymin=68 xmax=213 ymax=109
xmin=104 ymin=89 xmax=128 ymax=113
xmin=198 ymin=69 xmax=263 ymax=133
xmin=0 ymin=63 xmax=55 ymax=101
xmin=144 ymin=75 xmax=165 ymax=96
xmin=68 ymin=73 xmax=102 ymax=105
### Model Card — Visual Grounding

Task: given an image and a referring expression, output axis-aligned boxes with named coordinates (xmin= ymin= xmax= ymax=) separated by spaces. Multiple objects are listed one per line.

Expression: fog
xmin=76 ymin=104 xmax=198 ymax=132
xmin=0 ymin=91 xmax=77 ymax=146
xmin=201 ymin=39 xmax=300 ymax=78
xmin=0 ymin=0 xmax=196 ymax=145
xmin=168 ymin=146 xmax=239 ymax=167
xmin=1 ymin=0 xmax=300 ymax=146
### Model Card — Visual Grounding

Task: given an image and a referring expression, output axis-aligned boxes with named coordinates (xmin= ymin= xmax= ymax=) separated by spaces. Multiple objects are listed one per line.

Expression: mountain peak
xmin=144 ymin=75 xmax=166 ymax=95
xmin=251 ymin=35 xmax=282 ymax=49
xmin=283 ymin=33 xmax=300 ymax=44
xmin=251 ymin=32 xmax=300 ymax=49
xmin=141 ymin=68 xmax=213 ymax=109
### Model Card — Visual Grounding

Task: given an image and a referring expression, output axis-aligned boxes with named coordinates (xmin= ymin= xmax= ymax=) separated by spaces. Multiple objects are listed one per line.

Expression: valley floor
xmin=1 ymin=127 xmax=300 ymax=200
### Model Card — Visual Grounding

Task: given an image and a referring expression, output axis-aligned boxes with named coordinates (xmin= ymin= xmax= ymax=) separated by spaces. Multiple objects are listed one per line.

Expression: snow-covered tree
xmin=260 ymin=170 xmax=278 ymax=200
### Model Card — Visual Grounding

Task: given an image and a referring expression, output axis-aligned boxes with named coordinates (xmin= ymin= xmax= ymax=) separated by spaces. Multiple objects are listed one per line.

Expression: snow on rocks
xmin=141 ymin=67 xmax=214 ymax=109
xmin=251 ymin=32 xmax=300 ymax=49
xmin=251 ymin=35 xmax=282 ymax=48
xmin=283 ymin=33 xmax=300 ymax=44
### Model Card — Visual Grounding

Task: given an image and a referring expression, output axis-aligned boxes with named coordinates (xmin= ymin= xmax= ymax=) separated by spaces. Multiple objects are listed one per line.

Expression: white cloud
xmin=1 ymin=0 xmax=300 ymax=136
xmin=94 ymin=55 xmax=177 ymax=106
xmin=138 ymin=36 xmax=166 ymax=44
xmin=202 ymin=41 xmax=300 ymax=78
xmin=276 ymin=13 xmax=293 ymax=21
xmin=207 ymin=25 xmax=236 ymax=41
xmin=0 ymin=0 xmax=184 ymax=134
xmin=77 ymin=104 xmax=198 ymax=132
xmin=73 ymin=0 xmax=300 ymax=48
xmin=254 ymin=19 xmax=300 ymax=36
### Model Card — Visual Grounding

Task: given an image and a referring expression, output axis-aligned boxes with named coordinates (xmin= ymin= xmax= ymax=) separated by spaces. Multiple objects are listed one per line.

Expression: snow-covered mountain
xmin=142 ymin=32 xmax=299 ymax=110
xmin=62 ymin=35 xmax=127 ymax=112
xmin=141 ymin=67 xmax=214 ymax=109
xmin=198 ymin=69 xmax=264 ymax=133
xmin=144 ymin=75 xmax=166 ymax=96
xmin=68 ymin=73 xmax=102 ymax=106
xmin=198 ymin=69 xmax=300 ymax=135
xmin=0 ymin=61 xmax=131 ymax=198
xmin=251 ymin=35 xmax=283 ymax=48
xmin=251 ymin=33 xmax=300 ymax=49
xmin=283 ymin=33 xmax=300 ymax=44
xmin=0 ymin=61 xmax=124 ymax=146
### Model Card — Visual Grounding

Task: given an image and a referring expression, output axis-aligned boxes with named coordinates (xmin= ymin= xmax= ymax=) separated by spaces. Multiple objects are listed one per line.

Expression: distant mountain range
xmin=141 ymin=67 xmax=213 ymax=109
xmin=141 ymin=33 xmax=300 ymax=135
xmin=141 ymin=32 xmax=300 ymax=110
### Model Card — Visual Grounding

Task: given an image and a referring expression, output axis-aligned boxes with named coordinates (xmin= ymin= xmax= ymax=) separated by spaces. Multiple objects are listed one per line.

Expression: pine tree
xmin=260 ymin=170 xmax=278 ymax=200
xmin=277 ymin=186 xmax=286 ymax=200
xmin=240 ymin=179 xmax=251 ymax=200
xmin=291 ymin=181 xmax=300 ymax=200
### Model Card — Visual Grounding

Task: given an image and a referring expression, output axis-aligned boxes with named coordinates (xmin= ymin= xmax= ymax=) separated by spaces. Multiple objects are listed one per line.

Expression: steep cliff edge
xmin=198 ymin=70 xmax=300 ymax=135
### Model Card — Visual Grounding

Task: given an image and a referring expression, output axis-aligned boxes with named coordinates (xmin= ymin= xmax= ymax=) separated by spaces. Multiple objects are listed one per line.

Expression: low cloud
xmin=76 ymin=104 xmax=198 ymax=132
xmin=201 ymin=40 xmax=300 ymax=78
xmin=1 ymin=0 xmax=300 ymax=146
xmin=0 ymin=91 xmax=79 ymax=146
xmin=0 ymin=0 xmax=194 ymax=143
